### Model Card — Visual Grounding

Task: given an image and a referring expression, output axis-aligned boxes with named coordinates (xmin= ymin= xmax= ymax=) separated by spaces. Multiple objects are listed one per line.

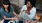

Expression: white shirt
xmin=21 ymin=5 xmax=27 ymax=11
xmin=21 ymin=5 xmax=36 ymax=19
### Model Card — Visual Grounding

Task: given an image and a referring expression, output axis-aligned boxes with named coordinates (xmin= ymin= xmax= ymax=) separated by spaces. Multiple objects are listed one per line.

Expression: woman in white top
xmin=21 ymin=0 xmax=36 ymax=19
xmin=19 ymin=0 xmax=37 ymax=23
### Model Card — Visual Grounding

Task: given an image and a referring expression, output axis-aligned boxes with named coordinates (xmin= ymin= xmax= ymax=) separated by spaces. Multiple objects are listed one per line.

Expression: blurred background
xmin=0 ymin=0 xmax=42 ymax=23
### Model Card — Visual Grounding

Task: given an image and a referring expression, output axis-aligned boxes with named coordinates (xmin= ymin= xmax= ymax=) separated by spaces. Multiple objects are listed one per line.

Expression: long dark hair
xmin=3 ymin=0 xmax=10 ymax=12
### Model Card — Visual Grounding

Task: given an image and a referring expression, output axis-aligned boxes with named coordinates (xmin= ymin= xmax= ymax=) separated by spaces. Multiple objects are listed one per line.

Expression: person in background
xmin=19 ymin=0 xmax=40 ymax=23
xmin=0 ymin=0 xmax=19 ymax=23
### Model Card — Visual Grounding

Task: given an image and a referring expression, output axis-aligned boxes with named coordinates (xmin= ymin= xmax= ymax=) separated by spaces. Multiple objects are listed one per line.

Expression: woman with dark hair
xmin=19 ymin=0 xmax=39 ymax=23
xmin=0 ymin=0 xmax=19 ymax=23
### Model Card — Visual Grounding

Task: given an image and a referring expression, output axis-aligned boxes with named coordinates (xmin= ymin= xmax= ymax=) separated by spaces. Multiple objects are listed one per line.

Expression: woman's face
xmin=26 ymin=1 xmax=32 ymax=7
xmin=3 ymin=4 xmax=9 ymax=8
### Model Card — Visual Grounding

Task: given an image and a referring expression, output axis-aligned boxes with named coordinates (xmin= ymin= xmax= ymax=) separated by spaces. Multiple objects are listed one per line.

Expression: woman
xmin=0 ymin=0 xmax=19 ymax=23
xmin=19 ymin=0 xmax=39 ymax=23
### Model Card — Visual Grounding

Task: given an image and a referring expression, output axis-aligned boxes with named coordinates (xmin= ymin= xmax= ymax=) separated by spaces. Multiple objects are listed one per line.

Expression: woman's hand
xmin=25 ymin=10 xmax=30 ymax=14
xmin=10 ymin=17 xmax=19 ymax=21
xmin=10 ymin=17 xmax=19 ymax=22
